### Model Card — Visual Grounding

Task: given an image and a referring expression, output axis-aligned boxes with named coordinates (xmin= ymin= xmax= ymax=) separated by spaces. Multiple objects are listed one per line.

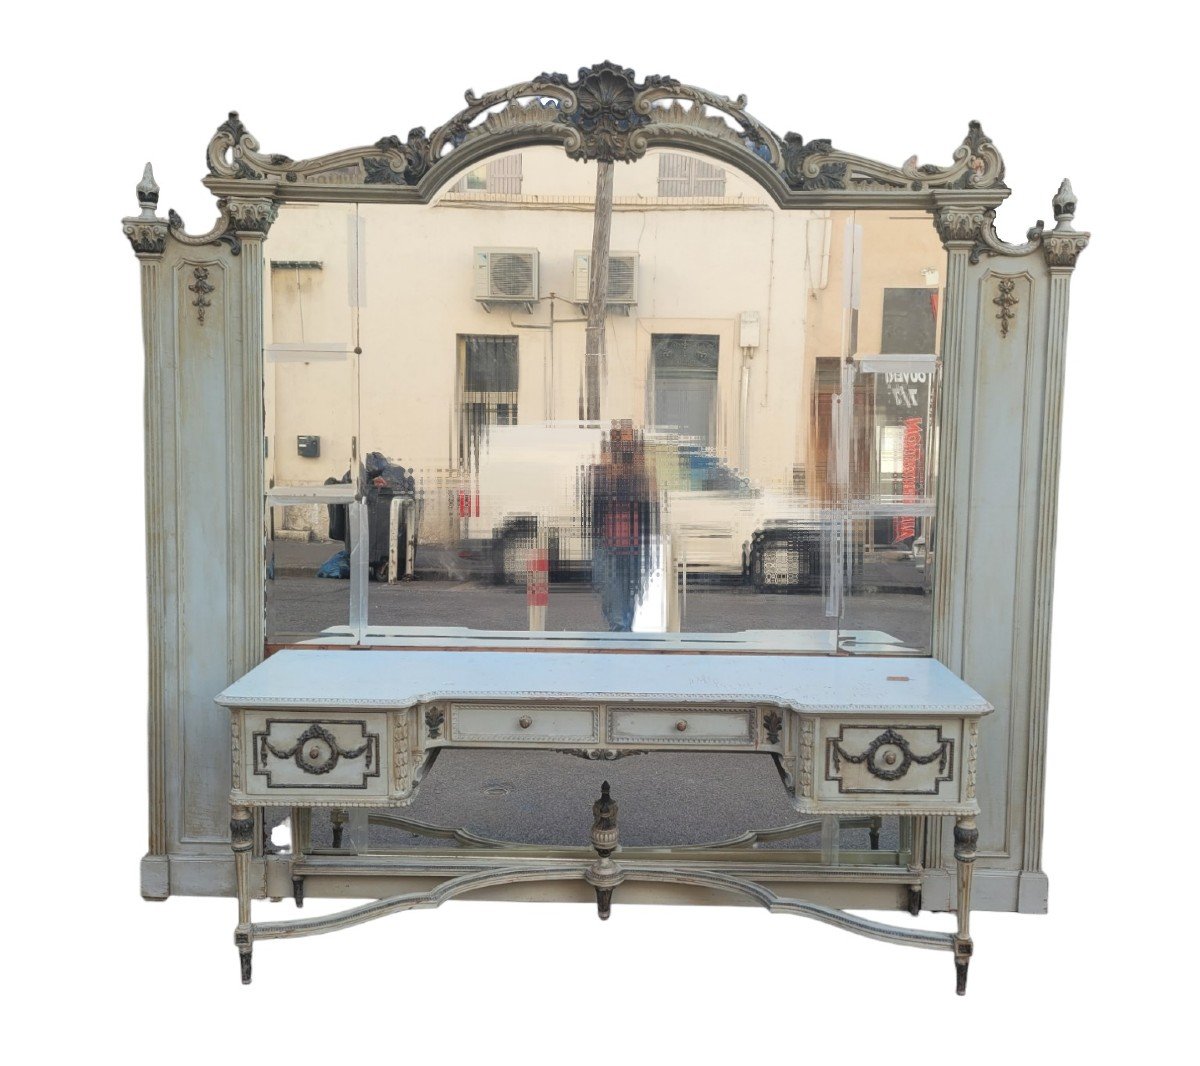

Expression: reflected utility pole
xmin=584 ymin=160 xmax=614 ymax=422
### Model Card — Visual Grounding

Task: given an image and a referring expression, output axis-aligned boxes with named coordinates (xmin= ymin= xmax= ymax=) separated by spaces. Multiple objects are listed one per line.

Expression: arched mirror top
xmin=200 ymin=61 xmax=1009 ymax=211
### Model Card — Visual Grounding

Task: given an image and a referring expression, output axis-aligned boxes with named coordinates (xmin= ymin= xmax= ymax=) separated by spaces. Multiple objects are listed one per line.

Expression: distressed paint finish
xmin=128 ymin=67 xmax=1085 ymax=915
xmin=130 ymin=187 xmax=272 ymax=893
xmin=925 ymin=187 xmax=1088 ymax=910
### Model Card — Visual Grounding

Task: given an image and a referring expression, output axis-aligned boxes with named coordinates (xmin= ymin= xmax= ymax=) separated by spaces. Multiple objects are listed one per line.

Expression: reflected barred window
xmin=459 ymin=335 xmax=519 ymax=471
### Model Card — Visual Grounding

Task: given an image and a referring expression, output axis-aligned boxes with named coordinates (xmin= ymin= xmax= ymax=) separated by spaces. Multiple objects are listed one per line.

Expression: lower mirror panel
xmin=283 ymin=750 xmax=912 ymax=863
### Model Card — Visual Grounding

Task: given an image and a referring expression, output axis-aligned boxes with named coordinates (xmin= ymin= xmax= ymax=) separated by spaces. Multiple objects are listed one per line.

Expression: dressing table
xmin=125 ymin=61 xmax=1086 ymax=993
xmin=220 ymin=649 xmax=989 ymax=989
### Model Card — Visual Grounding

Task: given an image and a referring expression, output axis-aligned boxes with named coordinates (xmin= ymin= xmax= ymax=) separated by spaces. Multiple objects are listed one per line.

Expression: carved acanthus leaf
xmin=224 ymin=197 xmax=278 ymax=235
xmin=1042 ymin=233 xmax=1089 ymax=268
xmin=123 ymin=219 xmax=169 ymax=256
xmin=934 ymin=206 xmax=990 ymax=244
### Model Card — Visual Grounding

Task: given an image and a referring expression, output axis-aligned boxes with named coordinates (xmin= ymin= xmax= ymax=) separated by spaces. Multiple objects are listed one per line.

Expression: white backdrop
xmin=3 ymin=2 xmax=1191 ymax=1060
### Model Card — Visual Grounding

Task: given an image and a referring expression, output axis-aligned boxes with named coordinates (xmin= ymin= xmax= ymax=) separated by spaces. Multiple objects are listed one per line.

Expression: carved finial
xmin=136 ymin=162 xmax=159 ymax=216
xmin=1052 ymin=178 xmax=1077 ymax=229
xmin=592 ymin=781 xmax=618 ymax=838
xmin=123 ymin=161 xmax=168 ymax=255
xmin=1043 ymin=178 xmax=1089 ymax=267
xmin=587 ymin=779 xmax=621 ymax=918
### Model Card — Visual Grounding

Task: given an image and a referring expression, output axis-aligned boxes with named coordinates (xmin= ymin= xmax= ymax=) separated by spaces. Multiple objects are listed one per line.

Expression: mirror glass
xmin=263 ymin=147 xmax=945 ymax=653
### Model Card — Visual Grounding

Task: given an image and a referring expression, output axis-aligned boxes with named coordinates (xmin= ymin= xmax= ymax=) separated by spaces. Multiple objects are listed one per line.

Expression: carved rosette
xmin=224 ymin=196 xmax=278 ymax=235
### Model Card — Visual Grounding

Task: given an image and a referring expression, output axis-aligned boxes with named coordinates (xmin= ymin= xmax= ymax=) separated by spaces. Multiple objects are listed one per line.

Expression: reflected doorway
xmin=651 ymin=333 xmax=718 ymax=447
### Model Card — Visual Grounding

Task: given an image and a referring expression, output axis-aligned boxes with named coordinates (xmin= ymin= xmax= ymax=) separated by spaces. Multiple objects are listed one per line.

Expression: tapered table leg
xmin=231 ymin=804 xmax=255 ymax=984
xmin=953 ymin=815 xmax=978 ymax=996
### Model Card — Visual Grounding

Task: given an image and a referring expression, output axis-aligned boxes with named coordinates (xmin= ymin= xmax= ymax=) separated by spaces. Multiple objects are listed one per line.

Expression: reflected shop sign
xmin=877 ymin=370 xmax=932 ymax=416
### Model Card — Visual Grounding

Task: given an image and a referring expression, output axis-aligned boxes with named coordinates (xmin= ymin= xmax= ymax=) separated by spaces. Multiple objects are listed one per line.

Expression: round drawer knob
xmin=519 ymin=716 xmax=533 ymax=729
xmin=883 ymin=751 xmax=898 ymax=766
xmin=676 ymin=720 xmax=688 ymax=732
xmin=308 ymin=747 xmax=321 ymax=760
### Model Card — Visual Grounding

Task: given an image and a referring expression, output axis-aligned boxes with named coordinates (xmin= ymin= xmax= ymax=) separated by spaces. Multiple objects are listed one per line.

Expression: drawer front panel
xmin=449 ymin=703 xmax=600 ymax=743
xmin=245 ymin=713 xmax=387 ymax=796
xmin=820 ymin=722 xmax=959 ymax=799
xmin=608 ymin=707 xmax=755 ymax=745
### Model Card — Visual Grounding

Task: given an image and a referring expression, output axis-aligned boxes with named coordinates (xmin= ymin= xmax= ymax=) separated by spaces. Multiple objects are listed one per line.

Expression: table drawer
xmin=244 ymin=713 xmax=387 ymax=796
xmin=448 ymin=703 xmax=600 ymax=743
xmin=819 ymin=722 xmax=960 ymax=799
xmin=607 ymin=706 xmax=755 ymax=746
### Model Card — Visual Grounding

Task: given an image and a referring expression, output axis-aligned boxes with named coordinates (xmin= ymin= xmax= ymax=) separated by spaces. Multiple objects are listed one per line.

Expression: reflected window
xmin=652 ymin=334 xmax=719 ymax=448
xmin=459 ymin=335 xmax=519 ymax=470
xmin=657 ymin=153 xmax=725 ymax=196
xmin=455 ymin=153 xmax=523 ymax=194
xmin=881 ymin=288 xmax=938 ymax=354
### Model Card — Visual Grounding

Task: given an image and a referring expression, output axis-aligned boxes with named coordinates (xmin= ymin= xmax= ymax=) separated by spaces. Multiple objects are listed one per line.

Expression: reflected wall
xmin=264 ymin=147 xmax=946 ymax=651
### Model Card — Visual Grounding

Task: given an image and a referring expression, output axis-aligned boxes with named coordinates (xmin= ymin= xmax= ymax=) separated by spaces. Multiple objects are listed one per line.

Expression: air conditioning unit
xmin=573 ymin=251 xmax=639 ymax=307
xmin=474 ymin=248 xmax=539 ymax=309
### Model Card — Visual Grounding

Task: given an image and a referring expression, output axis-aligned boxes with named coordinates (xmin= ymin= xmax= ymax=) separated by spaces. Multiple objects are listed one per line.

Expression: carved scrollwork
xmin=207 ymin=110 xmax=267 ymax=179
xmin=199 ymin=65 xmax=1008 ymax=203
xmin=829 ymin=728 xmax=950 ymax=782
xmin=543 ymin=61 xmax=680 ymax=162
xmin=260 ymin=723 xmax=372 ymax=776
xmin=950 ymin=178 xmax=1088 ymax=268
xmin=555 ymin=747 xmax=644 ymax=761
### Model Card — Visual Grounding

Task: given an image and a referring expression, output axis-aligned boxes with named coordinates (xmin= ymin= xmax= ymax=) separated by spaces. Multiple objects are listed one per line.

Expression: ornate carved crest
xmin=200 ymin=63 xmax=1010 ymax=205
xmin=542 ymin=61 xmax=678 ymax=162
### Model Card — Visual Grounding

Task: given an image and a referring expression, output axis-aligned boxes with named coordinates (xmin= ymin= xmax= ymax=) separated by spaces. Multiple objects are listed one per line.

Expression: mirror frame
xmin=125 ymin=62 xmax=1087 ymax=911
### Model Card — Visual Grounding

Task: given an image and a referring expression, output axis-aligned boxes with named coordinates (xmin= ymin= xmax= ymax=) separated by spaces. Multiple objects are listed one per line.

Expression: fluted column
xmin=124 ymin=165 xmax=172 ymax=897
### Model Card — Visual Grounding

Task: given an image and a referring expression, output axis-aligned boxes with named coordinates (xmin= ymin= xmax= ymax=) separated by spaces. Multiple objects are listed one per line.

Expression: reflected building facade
xmin=263 ymin=147 xmax=945 ymax=644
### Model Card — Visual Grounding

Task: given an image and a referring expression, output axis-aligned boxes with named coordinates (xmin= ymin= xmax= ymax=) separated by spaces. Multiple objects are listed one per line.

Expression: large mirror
xmin=263 ymin=146 xmax=945 ymax=655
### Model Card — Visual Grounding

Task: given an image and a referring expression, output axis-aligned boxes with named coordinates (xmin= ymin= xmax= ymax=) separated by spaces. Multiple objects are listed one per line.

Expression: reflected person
xmin=588 ymin=421 xmax=659 ymax=631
